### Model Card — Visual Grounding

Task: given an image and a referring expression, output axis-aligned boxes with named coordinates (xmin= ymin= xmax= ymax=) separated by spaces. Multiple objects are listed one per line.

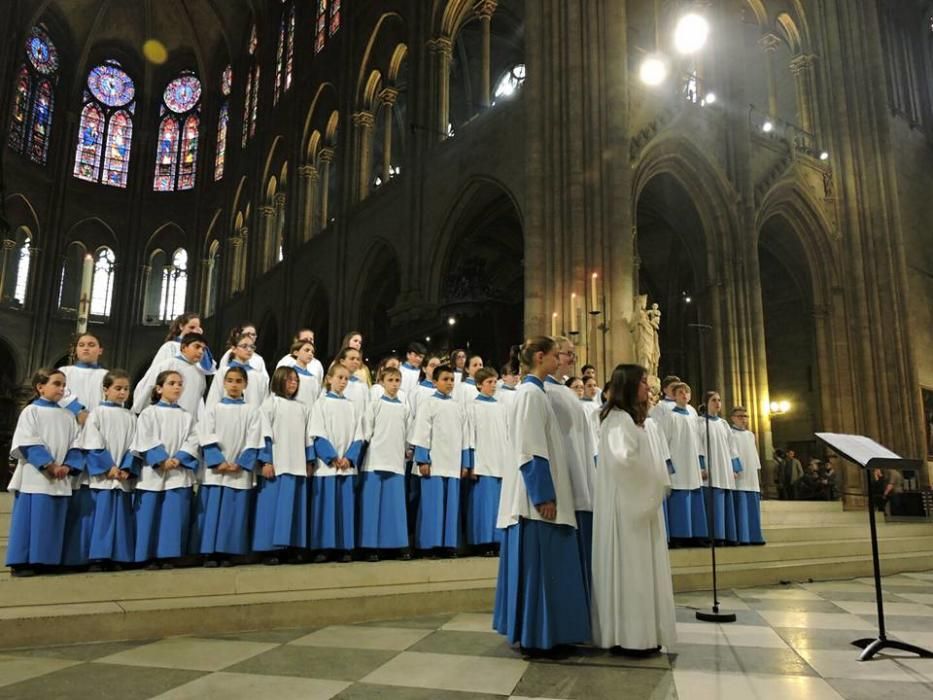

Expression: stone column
xmin=0 ymin=239 xmax=15 ymax=300
xmin=228 ymin=235 xmax=243 ymax=294
xmin=273 ymin=193 xmax=287 ymax=261
xmin=379 ymin=88 xmax=399 ymax=182
xmin=429 ymin=37 xmax=453 ymax=139
xmin=200 ymin=257 xmax=213 ymax=314
xmin=475 ymin=0 xmax=498 ymax=108
xmin=259 ymin=205 xmax=277 ymax=270
xmin=318 ymin=148 xmax=334 ymax=229
xmin=352 ymin=111 xmax=376 ymax=200
xmin=298 ymin=164 xmax=319 ymax=241
xmin=759 ymin=34 xmax=781 ymax=117
xmin=789 ymin=53 xmax=819 ymax=136
xmin=140 ymin=265 xmax=153 ymax=321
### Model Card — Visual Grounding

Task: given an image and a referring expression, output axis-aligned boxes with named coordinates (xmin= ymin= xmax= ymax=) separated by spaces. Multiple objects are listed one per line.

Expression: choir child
xmin=580 ymin=376 xmax=602 ymax=453
xmin=697 ymin=391 xmax=740 ymax=544
xmin=591 ymin=364 xmax=675 ymax=655
xmin=466 ymin=367 xmax=509 ymax=556
xmin=647 ymin=375 xmax=681 ymax=437
xmin=565 ymin=377 xmax=585 ymax=398
xmin=133 ymin=333 xmax=209 ymax=419
xmin=7 ymin=369 xmax=82 ymax=576
xmin=253 ymin=367 xmax=314 ymax=564
xmin=290 ymin=339 xmax=322 ymax=408
xmin=339 ymin=331 xmax=372 ymax=385
xmin=147 ymin=312 xmax=216 ymax=375
xmin=583 ymin=375 xmax=602 ymax=405
xmin=132 ymin=370 xmax=199 ymax=568
xmin=355 ymin=366 xmax=411 ymax=560
xmin=276 ymin=328 xmax=325 ymax=382
xmin=494 ymin=363 xmax=519 ymax=412
xmin=454 ymin=354 xmax=484 ymax=407
xmin=370 ymin=356 xmax=405 ymax=404
xmin=399 ymin=341 xmax=427 ymax=398
xmin=82 ymin=370 xmax=138 ymax=569
xmin=217 ymin=323 xmax=268 ymax=379
xmin=410 ymin=364 xmax=470 ymax=556
xmin=493 ymin=337 xmax=590 ymax=656
xmin=664 ymin=382 xmax=707 ymax=544
xmin=581 ymin=364 xmax=597 ymax=381
xmin=206 ymin=332 xmax=269 ymax=408
xmin=407 ymin=354 xmax=441 ymax=417
xmin=449 ymin=349 xmax=468 ymax=387
xmin=309 ymin=364 xmax=361 ymax=563
xmin=195 ymin=367 xmax=264 ymax=566
xmin=729 ymin=406 xmax=766 ymax=545
xmin=333 ymin=346 xmax=370 ymax=417
xmin=58 ymin=332 xmax=108 ymax=424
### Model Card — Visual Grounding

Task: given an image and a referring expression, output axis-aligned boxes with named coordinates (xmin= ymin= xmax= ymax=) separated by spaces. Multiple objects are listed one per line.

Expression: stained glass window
xmin=153 ymin=71 xmax=201 ymax=191
xmin=249 ymin=67 xmax=260 ymax=138
xmin=215 ymin=102 xmax=228 ymax=181
xmin=90 ymin=247 xmax=115 ymax=317
xmin=7 ymin=25 xmax=59 ymax=164
xmin=222 ymin=65 xmax=232 ymax=97
xmin=494 ymin=64 xmax=526 ymax=100
xmin=329 ymin=0 xmax=341 ymax=37
xmin=315 ymin=0 xmax=328 ymax=54
xmin=286 ymin=4 xmax=295 ymax=91
xmin=12 ymin=235 xmax=31 ymax=305
xmin=243 ymin=27 xmax=259 ymax=146
xmin=249 ymin=24 xmax=258 ymax=55
xmin=275 ymin=10 xmax=285 ymax=103
xmin=160 ymin=249 xmax=188 ymax=321
xmin=242 ymin=72 xmax=252 ymax=147
xmin=73 ymin=60 xmax=135 ymax=187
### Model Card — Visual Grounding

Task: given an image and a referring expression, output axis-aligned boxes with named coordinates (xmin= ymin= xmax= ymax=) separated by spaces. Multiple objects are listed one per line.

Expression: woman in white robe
xmin=591 ymin=364 xmax=676 ymax=654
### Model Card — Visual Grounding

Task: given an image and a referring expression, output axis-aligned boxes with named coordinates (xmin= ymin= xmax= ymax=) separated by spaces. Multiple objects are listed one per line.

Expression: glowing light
xmin=762 ymin=120 xmax=774 ymax=133
xmin=819 ymin=151 xmax=829 ymax=161
xmin=674 ymin=13 xmax=710 ymax=55
xmin=705 ymin=92 xmax=716 ymax=104
xmin=425 ymin=336 xmax=431 ymax=343
xmin=639 ymin=54 xmax=669 ymax=86
xmin=143 ymin=39 xmax=168 ymax=65
xmin=447 ymin=316 xmax=456 ymax=326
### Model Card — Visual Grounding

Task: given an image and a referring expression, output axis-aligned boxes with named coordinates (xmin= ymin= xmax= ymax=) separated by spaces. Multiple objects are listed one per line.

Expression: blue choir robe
xmin=663 ymin=406 xmax=707 ymax=539
xmin=731 ymin=425 xmax=765 ymax=544
xmin=695 ymin=415 xmax=741 ymax=542
xmin=58 ymin=362 xmax=108 ymax=417
xmin=132 ymin=356 xmax=206 ymax=420
xmin=466 ymin=395 xmax=510 ymax=546
xmin=206 ymin=361 xmax=269 ymax=410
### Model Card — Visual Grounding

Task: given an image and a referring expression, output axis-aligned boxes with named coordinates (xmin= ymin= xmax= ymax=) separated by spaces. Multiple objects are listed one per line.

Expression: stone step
xmin=762 ymin=522 xmax=933 ymax=543
xmin=760 ymin=500 xmax=845 ymax=512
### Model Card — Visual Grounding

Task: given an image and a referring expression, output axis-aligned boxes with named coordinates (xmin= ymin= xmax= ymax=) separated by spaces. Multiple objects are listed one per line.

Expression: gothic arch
xmin=355 ymin=12 xmax=406 ymax=108
xmin=4 ymin=194 xmax=41 ymax=241
xmin=349 ymin=238 xmax=402 ymax=350
xmin=63 ymin=216 xmax=119 ymax=252
xmin=301 ymin=82 xmax=339 ymax=162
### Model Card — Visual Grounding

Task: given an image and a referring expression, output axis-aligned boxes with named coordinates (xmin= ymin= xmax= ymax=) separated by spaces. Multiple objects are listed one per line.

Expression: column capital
xmin=318 ymin=147 xmax=336 ymax=164
xmin=2 ymin=239 xmax=16 ymax=250
xmin=273 ymin=193 xmax=287 ymax=209
xmin=379 ymin=87 xmax=399 ymax=107
xmin=352 ymin=110 xmax=376 ymax=129
xmin=759 ymin=33 xmax=782 ymax=52
xmin=474 ymin=0 xmax=497 ymax=20
xmin=298 ymin=164 xmax=319 ymax=180
xmin=789 ymin=53 xmax=817 ymax=75
xmin=427 ymin=36 xmax=453 ymax=58
xmin=259 ymin=205 xmax=276 ymax=218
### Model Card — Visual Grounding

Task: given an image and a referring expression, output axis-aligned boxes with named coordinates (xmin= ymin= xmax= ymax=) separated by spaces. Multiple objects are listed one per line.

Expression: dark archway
xmin=256 ymin=313 xmax=280 ymax=376
xmin=356 ymin=242 xmax=401 ymax=358
xmin=299 ymin=283 xmax=330 ymax=363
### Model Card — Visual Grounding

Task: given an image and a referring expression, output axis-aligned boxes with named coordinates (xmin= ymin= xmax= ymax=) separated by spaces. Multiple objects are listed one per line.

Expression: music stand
xmin=816 ymin=432 xmax=933 ymax=662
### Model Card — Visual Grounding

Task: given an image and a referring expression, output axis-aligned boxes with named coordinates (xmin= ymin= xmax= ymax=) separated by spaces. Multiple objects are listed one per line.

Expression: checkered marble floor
xmin=1 ymin=573 xmax=932 ymax=699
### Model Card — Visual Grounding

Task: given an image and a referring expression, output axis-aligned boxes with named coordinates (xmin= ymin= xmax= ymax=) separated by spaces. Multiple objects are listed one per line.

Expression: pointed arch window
xmin=3 ymin=229 xmax=33 ymax=306
xmin=90 ymin=246 xmax=115 ymax=317
xmin=329 ymin=0 xmax=341 ymax=37
xmin=7 ymin=25 xmax=59 ymax=164
xmin=275 ymin=1 xmax=295 ymax=102
xmin=73 ymin=60 xmax=135 ymax=187
xmin=315 ymin=0 xmax=328 ymax=53
xmin=160 ymin=248 xmax=188 ymax=321
xmin=243 ymin=25 xmax=260 ymax=147
xmin=154 ymin=71 xmax=201 ymax=191
xmin=215 ymin=66 xmax=231 ymax=180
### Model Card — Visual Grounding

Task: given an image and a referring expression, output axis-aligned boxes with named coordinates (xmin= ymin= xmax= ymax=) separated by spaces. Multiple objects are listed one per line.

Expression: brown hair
xmin=102 ymin=369 xmax=130 ymax=390
xmin=474 ymin=367 xmax=499 ymax=385
xmin=225 ymin=322 xmax=257 ymax=349
xmin=599 ymin=364 xmax=647 ymax=425
xmin=380 ymin=366 xmax=402 ymax=380
xmin=165 ymin=312 xmax=201 ymax=342
xmin=224 ymin=366 xmax=249 ymax=384
xmin=31 ymin=368 xmax=65 ymax=399
xmin=290 ymin=339 xmax=315 ymax=356
xmin=150 ymin=370 xmax=182 ymax=404
xmin=270 ymin=366 xmax=299 ymax=399
xmin=518 ymin=336 xmax=556 ymax=372
xmin=69 ymin=332 xmax=102 ymax=364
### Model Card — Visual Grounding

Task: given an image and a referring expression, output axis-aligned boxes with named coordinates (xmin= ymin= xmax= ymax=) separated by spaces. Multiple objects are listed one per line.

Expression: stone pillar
xmin=200 ymin=257 xmax=213 ymax=314
xmin=259 ymin=205 xmax=277 ymax=270
xmin=429 ymin=37 xmax=453 ymax=140
xmin=352 ymin=111 xmax=376 ymax=200
xmin=759 ymin=34 xmax=781 ymax=117
xmin=379 ymin=88 xmax=399 ymax=182
xmin=475 ymin=0 xmax=497 ymax=108
xmin=298 ymin=164 xmax=319 ymax=241
xmin=235 ymin=228 xmax=248 ymax=291
xmin=273 ymin=193 xmax=287 ymax=261
xmin=228 ymin=235 xmax=242 ymax=294
xmin=0 ymin=239 xmax=15 ymax=299
xmin=318 ymin=148 xmax=334 ymax=229
xmin=140 ymin=265 xmax=153 ymax=321
xmin=789 ymin=53 xmax=819 ymax=136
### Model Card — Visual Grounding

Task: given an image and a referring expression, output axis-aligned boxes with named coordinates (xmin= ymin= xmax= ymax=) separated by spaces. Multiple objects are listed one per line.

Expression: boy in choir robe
xmin=133 ymin=334 xmax=208 ymax=420
xmin=410 ymin=365 xmax=470 ymax=556
xmin=591 ymin=364 xmax=676 ymax=655
xmin=697 ymin=391 xmax=741 ymax=544
xmin=58 ymin=332 xmax=108 ymax=424
xmin=355 ymin=366 xmax=412 ymax=561
xmin=370 ymin=356 xmax=407 ymax=405
xmin=399 ymin=342 xmax=427 ymax=398
xmin=494 ymin=363 xmax=519 ymax=412
xmin=276 ymin=329 xmax=325 ymax=382
xmin=131 ymin=370 xmax=200 ymax=568
xmin=493 ymin=337 xmax=590 ymax=656
xmin=664 ymin=382 xmax=708 ymax=545
xmin=580 ymin=376 xmax=602 ymax=452
xmin=729 ymin=405 xmax=766 ymax=544
xmin=206 ymin=332 xmax=269 ymax=409
xmin=82 ymin=370 xmax=138 ymax=570
xmin=195 ymin=367 xmax=264 ymax=566
xmin=7 ymin=369 xmax=83 ymax=576
xmin=465 ymin=368 xmax=510 ymax=556
xmin=309 ymin=364 xmax=362 ymax=563
xmin=405 ymin=353 xmax=440 ymax=538
xmin=147 ymin=313 xmax=216 ymax=376
xmin=290 ymin=340 xmax=322 ymax=408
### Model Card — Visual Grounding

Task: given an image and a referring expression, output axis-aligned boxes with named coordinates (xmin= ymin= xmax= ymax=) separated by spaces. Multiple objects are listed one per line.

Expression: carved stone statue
xmin=632 ymin=295 xmax=653 ymax=373
xmin=647 ymin=302 xmax=661 ymax=378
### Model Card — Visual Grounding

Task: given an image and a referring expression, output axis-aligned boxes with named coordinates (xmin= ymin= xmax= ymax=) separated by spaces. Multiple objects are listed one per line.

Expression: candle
xmin=591 ymin=272 xmax=599 ymax=312
xmin=570 ymin=293 xmax=578 ymax=333
xmin=77 ymin=253 xmax=94 ymax=333
xmin=551 ymin=311 xmax=558 ymax=337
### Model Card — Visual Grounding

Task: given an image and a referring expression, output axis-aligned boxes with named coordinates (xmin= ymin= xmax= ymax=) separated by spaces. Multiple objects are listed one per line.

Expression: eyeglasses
xmin=558 ymin=351 xmax=576 ymax=359
xmin=237 ymin=344 xmax=256 ymax=351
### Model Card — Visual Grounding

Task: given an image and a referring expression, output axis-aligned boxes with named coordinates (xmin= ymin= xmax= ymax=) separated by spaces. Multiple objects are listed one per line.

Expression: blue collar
xmin=465 ymin=377 xmax=476 ymax=386
xmin=705 ymin=415 xmax=721 ymax=421
xmin=380 ymin=395 xmax=401 ymax=404
xmin=228 ymin=360 xmax=252 ymax=371
xmin=476 ymin=394 xmax=496 ymax=403
xmin=294 ymin=365 xmax=312 ymax=376
xmin=432 ymin=391 xmax=452 ymax=400
xmin=544 ymin=375 xmax=561 ymax=385
xmin=74 ymin=361 xmax=101 ymax=369
xmin=499 ymin=384 xmax=516 ymax=391
xmin=100 ymin=400 xmax=123 ymax=408
xmin=731 ymin=424 xmax=746 ymax=431
xmin=221 ymin=397 xmax=246 ymax=404
xmin=33 ymin=398 xmax=59 ymax=408
xmin=662 ymin=397 xmax=675 ymax=403
xmin=672 ymin=406 xmax=689 ymax=415
xmin=326 ymin=391 xmax=345 ymax=399
xmin=402 ymin=362 xmax=417 ymax=370
xmin=349 ymin=375 xmax=360 ymax=383
xmin=157 ymin=400 xmax=181 ymax=409
xmin=419 ymin=380 xmax=434 ymax=389
xmin=174 ymin=354 xmax=196 ymax=366
xmin=522 ymin=375 xmax=545 ymax=391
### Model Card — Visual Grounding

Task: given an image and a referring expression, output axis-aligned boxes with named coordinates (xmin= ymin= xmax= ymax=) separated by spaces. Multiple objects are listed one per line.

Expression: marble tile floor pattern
xmin=0 ymin=572 xmax=932 ymax=699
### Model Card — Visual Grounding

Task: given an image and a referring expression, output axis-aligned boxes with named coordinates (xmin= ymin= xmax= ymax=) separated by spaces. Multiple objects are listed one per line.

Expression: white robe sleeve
xmin=600 ymin=412 xmax=666 ymax=520
xmin=409 ymin=400 xmax=433 ymax=455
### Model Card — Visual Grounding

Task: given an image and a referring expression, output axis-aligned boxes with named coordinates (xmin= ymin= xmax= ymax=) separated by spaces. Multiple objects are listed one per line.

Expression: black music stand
xmin=816 ymin=432 xmax=933 ymax=662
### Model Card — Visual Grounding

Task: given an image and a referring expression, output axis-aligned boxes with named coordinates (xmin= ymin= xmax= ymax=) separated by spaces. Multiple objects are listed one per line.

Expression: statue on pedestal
xmin=632 ymin=295 xmax=661 ymax=379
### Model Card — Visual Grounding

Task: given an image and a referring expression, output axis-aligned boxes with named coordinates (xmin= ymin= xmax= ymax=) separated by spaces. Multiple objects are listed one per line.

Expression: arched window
xmin=160 ymin=248 xmax=188 ymax=321
xmin=90 ymin=246 xmax=115 ymax=317
xmin=329 ymin=0 xmax=341 ymax=37
xmin=274 ymin=2 xmax=295 ymax=103
xmin=2 ymin=228 xmax=33 ymax=306
xmin=242 ymin=26 xmax=260 ymax=147
xmin=7 ymin=25 xmax=59 ymax=164
xmin=493 ymin=64 xmax=526 ymax=101
xmin=154 ymin=71 xmax=201 ymax=191
xmin=215 ymin=66 xmax=231 ymax=180
xmin=73 ymin=60 xmax=135 ymax=187
xmin=315 ymin=1 xmax=329 ymax=53
xmin=12 ymin=236 xmax=31 ymax=305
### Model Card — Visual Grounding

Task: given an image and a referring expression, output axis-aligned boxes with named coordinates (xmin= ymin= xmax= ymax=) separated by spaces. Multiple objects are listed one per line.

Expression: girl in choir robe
xmin=290 ymin=340 xmax=322 ymax=408
xmin=309 ymin=364 xmax=361 ymax=563
xmin=466 ymin=368 xmax=510 ymax=556
xmin=663 ymin=382 xmax=708 ymax=544
xmin=133 ymin=334 xmax=209 ymax=420
xmin=216 ymin=323 xmax=269 ymax=381
xmin=147 ymin=312 xmax=216 ymax=376
xmin=493 ymin=363 xmax=519 ymax=412
xmin=207 ymin=332 xmax=269 ymax=409
xmin=696 ymin=391 xmax=741 ymax=544
xmin=399 ymin=342 xmax=427 ymax=398
xmin=7 ymin=369 xmax=82 ymax=576
xmin=493 ymin=337 xmax=590 ymax=655
xmin=355 ymin=366 xmax=411 ymax=560
xmin=131 ymin=370 xmax=200 ymax=568
xmin=195 ymin=367 xmax=264 ymax=565
xmin=407 ymin=355 xmax=441 ymax=419
xmin=253 ymin=367 xmax=315 ymax=564
xmin=545 ymin=337 xmax=597 ymax=594
xmin=58 ymin=332 xmax=108 ymax=424
xmin=339 ymin=331 xmax=373 ymax=386
xmin=332 ymin=346 xmax=370 ymax=417
xmin=729 ymin=406 xmax=766 ymax=545
xmin=454 ymin=355 xmax=483 ymax=407
xmin=591 ymin=364 xmax=676 ymax=654
xmin=276 ymin=329 xmax=325 ymax=383
xmin=82 ymin=370 xmax=138 ymax=569
xmin=410 ymin=364 xmax=470 ymax=555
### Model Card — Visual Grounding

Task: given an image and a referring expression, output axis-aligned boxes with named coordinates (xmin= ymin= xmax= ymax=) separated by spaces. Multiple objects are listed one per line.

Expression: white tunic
xmin=9 ymin=402 xmax=79 ymax=496
xmin=468 ymin=396 xmax=511 ymax=478
xmin=545 ymin=379 xmax=596 ymax=512
xmin=294 ymin=368 xmax=321 ymax=408
xmin=399 ymin=363 xmax=421 ymax=398
xmin=132 ymin=404 xmax=199 ymax=491
xmin=218 ymin=349 xmax=268 ymax=379
xmin=644 ymin=417 xmax=673 ymax=489
xmin=205 ymin=365 xmax=270 ymax=409
xmin=694 ymin=416 xmax=739 ymax=490
xmin=343 ymin=376 xmax=370 ymax=417
xmin=410 ymin=393 xmax=468 ymax=479
xmin=276 ymin=354 xmax=324 ymax=382
xmin=80 ymin=403 xmax=136 ymax=492
xmin=407 ymin=380 xmax=435 ymax=418
xmin=493 ymin=384 xmax=518 ymax=413
xmin=150 ymin=340 xmax=216 ymax=375
xmin=58 ymin=364 xmax=108 ymax=413
xmin=198 ymin=400 xmax=264 ymax=490
xmin=454 ymin=377 xmax=479 ymax=408
xmin=259 ymin=396 xmax=313 ymax=478
xmin=309 ymin=393 xmax=360 ymax=477
xmin=357 ymin=396 xmax=410 ymax=475
xmin=731 ymin=426 xmax=762 ymax=493
xmin=666 ymin=408 xmax=703 ymax=491
xmin=496 ymin=378 xmax=577 ymax=529
xmin=581 ymin=399 xmax=601 ymax=458
xmin=132 ymin=356 xmax=206 ymax=420
xmin=592 ymin=409 xmax=676 ymax=650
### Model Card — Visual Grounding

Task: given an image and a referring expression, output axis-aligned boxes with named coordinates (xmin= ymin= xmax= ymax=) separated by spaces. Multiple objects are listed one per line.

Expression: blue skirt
xmin=666 ymin=488 xmax=708 ymax=539
xmin=734 ymin=491 xmax=765 ymax=544
xmin=311 ymin=474 xmax=355 ymax=550
xmin=416 ymin=476 xmax=460 ymax=549
xmin=89 ymin=489 xmax=135 ymax=562
xmin=253 ymin=474 xmax=309 ymax=550
xmin=62 ymin=486 xmax=95 ymax=566
xmin=467 ymin=476 xmax=502 ymax=546
xmin=702 ymin=486 xmax=737 ymax=542
xmin=358 ymin=471 xmax=408 ymax=549
xmin=575 ymin=510 xmax=593 ymax=596
xmin=493 ymin=519 xmax=591 ymax=650
xmin=134 ymin=488 xmax=193 ymax=561
xmin=6 ymin=493 xmax=68 ymax=566
xmin=194 ymin=485 xmax=253 ymax=555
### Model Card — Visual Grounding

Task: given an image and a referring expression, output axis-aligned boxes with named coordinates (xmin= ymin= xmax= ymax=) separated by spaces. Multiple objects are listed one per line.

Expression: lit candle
xmin=77 ymin=253 xmax=94 ymax=333
xmin=551 ymin=311 xmax=558 ymax=337
xmin=591 ymin=272 xmax=599 ymax=312
xmin=570 ymin=293 xmax=578 ymax=333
